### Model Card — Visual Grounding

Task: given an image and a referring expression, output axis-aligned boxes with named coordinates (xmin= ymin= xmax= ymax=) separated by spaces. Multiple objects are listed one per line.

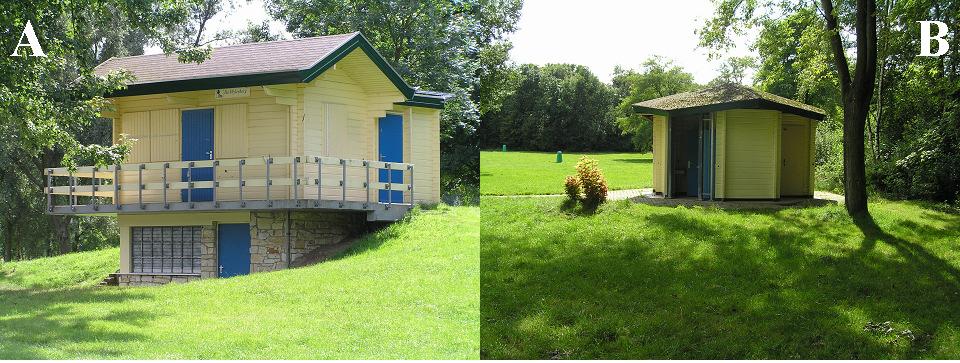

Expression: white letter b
xmin=918 ymin=21 xmax=949 ymax=57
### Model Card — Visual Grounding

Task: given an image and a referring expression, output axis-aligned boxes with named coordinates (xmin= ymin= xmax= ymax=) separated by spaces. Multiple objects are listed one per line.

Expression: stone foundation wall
xmin=117 ymin=274 xmax=199 ymax=286
xmin=249 ymin=211 xmax=366 ymax=273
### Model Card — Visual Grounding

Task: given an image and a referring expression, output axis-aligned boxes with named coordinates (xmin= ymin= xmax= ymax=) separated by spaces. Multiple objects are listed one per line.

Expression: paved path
xmin=486 ymin=189 xmax=846 ymax=209
xmin=485 ymin=188 xmax=648 ymax=200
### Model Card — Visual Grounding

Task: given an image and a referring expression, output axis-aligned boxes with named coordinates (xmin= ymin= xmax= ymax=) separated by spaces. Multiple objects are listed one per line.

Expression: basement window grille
xmin=131 ymin=226 xmax=202 ymax=274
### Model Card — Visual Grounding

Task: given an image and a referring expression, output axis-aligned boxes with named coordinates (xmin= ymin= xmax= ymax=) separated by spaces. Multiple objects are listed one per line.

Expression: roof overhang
xmin=633 ymin=99 xmax=826 ymax=121
xmin=106 ymin=33 xmax=447 ymax=109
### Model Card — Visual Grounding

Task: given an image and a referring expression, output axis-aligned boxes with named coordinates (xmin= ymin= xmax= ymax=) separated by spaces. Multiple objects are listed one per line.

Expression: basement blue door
xmin=217 ymin=223 xmax=250 ymax=277
xmin=181 ymin=109 xmax=214 ymax=202
xmin=378 ymin=114 xmax=404 ymax=203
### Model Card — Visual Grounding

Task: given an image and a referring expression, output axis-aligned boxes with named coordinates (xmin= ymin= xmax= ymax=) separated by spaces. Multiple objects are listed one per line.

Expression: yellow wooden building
xmin=43 ymin=33 xmax=446 ymax=285
xmin=633 ymin=84 xmax=824 ymax=200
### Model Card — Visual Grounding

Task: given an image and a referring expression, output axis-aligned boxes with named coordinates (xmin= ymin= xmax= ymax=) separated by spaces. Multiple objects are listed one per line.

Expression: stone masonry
xmin=117 ymin=274 xmax=199 ymax=286
xmin=249 ymin=211 xmax=366 ymax=273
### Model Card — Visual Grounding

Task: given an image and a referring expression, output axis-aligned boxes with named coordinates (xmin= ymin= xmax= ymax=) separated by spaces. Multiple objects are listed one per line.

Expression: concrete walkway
xmin=486 ymin=188 xmax=846 ymax=210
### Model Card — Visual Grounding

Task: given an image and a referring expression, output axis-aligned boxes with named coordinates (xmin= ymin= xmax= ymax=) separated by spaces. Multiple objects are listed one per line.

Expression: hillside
xmin=0 ymin=206 xmax=479 ymax=359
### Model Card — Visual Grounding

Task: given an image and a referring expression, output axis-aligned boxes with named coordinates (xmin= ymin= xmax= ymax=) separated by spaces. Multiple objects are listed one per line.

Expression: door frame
xmin=217 ymin=223 xmax=251 ymax=278
xmin=377 ymin=113 xmax=405 ymax=203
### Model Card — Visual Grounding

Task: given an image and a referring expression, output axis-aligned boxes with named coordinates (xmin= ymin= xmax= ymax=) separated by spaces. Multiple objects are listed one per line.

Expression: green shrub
xmin=575 ymin=157 xmax=608 ymax=209
xmin=564 ymin=175 xmax=582 ymax=201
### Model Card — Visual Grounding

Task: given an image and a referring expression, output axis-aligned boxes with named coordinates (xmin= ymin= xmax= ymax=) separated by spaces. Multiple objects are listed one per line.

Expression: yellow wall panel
xmin=215 ymin=104 xmax=248 ymax=158
xmin=723 ymin=109 xmax=780 ymax=199
xmin=121 ymin=111 xmax=151 ymax=163
xmin=149 ymin=109 xmax=180 ymax=162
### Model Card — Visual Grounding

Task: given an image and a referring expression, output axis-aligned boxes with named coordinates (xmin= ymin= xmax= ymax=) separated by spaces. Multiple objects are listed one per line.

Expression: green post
xmin=556 ymin=151 xmax=562 ymax=163
xmin=502 ymin=144 xmax=506 ymax=152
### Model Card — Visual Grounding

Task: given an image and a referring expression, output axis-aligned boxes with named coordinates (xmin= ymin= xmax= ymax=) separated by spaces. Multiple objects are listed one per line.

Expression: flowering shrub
xmin=564 ymin=175 xmax=582 ymax=201
xmin=575 ymin=157 xmax=608 ymax=209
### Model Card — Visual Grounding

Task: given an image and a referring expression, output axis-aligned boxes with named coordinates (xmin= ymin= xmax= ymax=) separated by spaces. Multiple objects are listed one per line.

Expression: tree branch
xmin=852 ymin=0 xmax=878 ymax=103
xmin=820 ymin=0 xmax=852 ymax=94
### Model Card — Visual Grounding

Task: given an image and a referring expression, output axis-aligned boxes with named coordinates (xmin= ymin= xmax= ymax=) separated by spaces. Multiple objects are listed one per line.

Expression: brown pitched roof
xmin=91 ymin=32 xmax=448 ymax=108
xmin=633 ymin=84 xmax=826 ymax=120
xmin=95 ymin=33 xmax=358 ymax=85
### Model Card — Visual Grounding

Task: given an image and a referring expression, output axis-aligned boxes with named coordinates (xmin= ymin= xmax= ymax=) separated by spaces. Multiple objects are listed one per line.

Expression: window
xmin=131 ymin=226 xmax=202 ymax=274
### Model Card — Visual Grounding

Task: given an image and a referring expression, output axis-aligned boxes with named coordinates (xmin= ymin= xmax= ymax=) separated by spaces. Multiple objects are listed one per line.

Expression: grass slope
xmin=481 ymin=197 xmax=960 ymax=359
xmin=0 ymin=206 xmax=479 ymax=359
xmin=0 ymin=248 xmax=119 ymax=290
xmin=480 ymin=151 xmax=652 ymax=195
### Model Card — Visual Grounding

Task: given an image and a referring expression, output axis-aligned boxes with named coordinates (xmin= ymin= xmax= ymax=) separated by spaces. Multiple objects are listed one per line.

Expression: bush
xmin=564 ymin=175 xmax=582 ymax=201
xmin=573 ymin=157 xmax=608 ymax=209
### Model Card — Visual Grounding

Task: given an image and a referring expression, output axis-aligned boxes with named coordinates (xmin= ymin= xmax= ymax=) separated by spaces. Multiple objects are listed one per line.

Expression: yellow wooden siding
xmin=408 ymin=107 xmax=441 ymax=203
xmin=121 ymin=111 xmax=151 ymax=163
xmin=809 ymin=119 xmax=817 ymax=195
xmin=651 ymin=115 xmax=667 ymax=194
xmin=215 ymin=104 xmax=248 ymax=158
xmin=714 ymin=111 xmax=726 ymax=199
xmin=723 ymin=109 xmax=781 ymax=199
xmin=149 ymin=109 xmax=180 ymax=162
xmin=117 ymin=212 xmax=249 ymax=273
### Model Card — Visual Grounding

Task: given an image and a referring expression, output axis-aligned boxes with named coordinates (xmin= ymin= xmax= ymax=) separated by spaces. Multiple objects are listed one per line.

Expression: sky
xmin=507 ymin=0 xmax=757 ymax=84
xmin=145 ymin=0 xmax=755 ymax=85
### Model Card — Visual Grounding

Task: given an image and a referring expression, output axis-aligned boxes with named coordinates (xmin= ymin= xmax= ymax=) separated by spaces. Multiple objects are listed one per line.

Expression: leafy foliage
xmin=564 ymin=175 xmax=582 ymax=202
xmin=481 ymin=63 xmax=630 ymax=152
xmin=574 ymin=157 xmax=608 ymax=209
xmin=612 ymin=57 xmax=699 ymax=152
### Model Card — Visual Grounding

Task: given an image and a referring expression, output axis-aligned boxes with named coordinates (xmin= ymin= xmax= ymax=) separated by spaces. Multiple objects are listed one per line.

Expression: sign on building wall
xmin=215 ymin=87 xmax=249 ymax=99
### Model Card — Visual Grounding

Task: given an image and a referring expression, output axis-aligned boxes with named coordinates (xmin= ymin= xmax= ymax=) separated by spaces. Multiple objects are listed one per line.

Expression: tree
xmin=613 ymin=57 xmax=698 ymax=152
xmin=265 ymin=0 xmax=523 ymax=204
xmin=708 ymin=56 xmax=756 ymax=86
xmin=700 ymin=0 xmax=878 ymax=216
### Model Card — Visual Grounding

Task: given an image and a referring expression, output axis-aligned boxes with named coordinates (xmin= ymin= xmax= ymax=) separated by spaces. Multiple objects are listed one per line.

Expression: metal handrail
xmin=45 ymin=155 xmax=414 ymax=212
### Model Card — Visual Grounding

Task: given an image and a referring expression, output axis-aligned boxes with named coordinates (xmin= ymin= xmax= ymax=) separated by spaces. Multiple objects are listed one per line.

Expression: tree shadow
xmin=0 ymin=287 xmax=156 ymax=359
xmin=481 ymin=202 xmax=960 ymax=359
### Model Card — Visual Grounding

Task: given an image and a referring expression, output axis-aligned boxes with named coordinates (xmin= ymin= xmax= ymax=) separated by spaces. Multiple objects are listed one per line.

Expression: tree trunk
xmin=843 ymin=103 xmax=870 ymax=216
xmin=51 ymin=215 xmax=73 ymax=254
xmin=2 ymin=219 xmax=12 ymax=262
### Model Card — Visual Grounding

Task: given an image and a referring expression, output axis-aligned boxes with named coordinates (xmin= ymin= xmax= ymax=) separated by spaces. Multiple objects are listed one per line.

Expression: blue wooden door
xmin=181 ymin=109 xmax=214 ymax=202
xmin=701 ymin=120 xmax=713 ymax=199
xmin=378 ymin=114 xmax=404 ymax=203
xmin=686 ymin=129 xmax=699 ymax=197
xmin=217 ymin=223 xmax=250 ymax=277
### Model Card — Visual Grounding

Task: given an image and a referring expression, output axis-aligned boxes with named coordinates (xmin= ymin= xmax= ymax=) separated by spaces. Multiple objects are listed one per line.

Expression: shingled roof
xmin=632 ymin=84 xmax=825 ymax=120
xmin=93 ymin=32 xmax=447 ymax=108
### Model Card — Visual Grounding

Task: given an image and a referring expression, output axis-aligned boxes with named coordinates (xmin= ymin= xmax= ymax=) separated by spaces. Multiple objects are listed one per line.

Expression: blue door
xmin=378 ymin=114 xmax=404 ymax=203
xmin=701 ymin=120 xmax=713 ymax=199
xmin=686 ymin=129 xmax=699 ymax=197
xmin=217 ymin=223 xmax=250 ymax=277
xmin=181 ymin=109 xmax=214 ymax=202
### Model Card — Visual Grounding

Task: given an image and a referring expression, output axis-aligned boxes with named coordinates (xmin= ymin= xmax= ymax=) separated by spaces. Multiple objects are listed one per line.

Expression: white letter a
xmin=11 ymin=21 xmax=46 ymax=57
xmin=918 ymin=21 xmax=949 ymax=57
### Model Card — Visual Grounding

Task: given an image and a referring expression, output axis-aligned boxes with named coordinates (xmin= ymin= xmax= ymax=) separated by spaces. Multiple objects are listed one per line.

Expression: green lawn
xmin=480 ymin=151 xmax=652 ymax=195
xmin=481 ymin=197 xmax=960 ymax=359
xmin=0 ymin=206 xmax=479 ymax=359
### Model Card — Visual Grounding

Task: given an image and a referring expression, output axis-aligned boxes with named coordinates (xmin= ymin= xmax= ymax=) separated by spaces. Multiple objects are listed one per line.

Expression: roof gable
xmin=94 ymin=32 xmax=447 ymax=108
xmin=632 ymin=84 xmax=826 ymax=120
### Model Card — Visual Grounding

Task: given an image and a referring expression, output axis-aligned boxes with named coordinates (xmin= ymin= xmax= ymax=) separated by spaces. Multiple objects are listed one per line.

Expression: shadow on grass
xmin=0 ymin=288 xmax=155 ymax=359
xmin=481 ymin=202 xmax=960 ymax=359
xmin=611 ymin=158 xmax=652 ymax=164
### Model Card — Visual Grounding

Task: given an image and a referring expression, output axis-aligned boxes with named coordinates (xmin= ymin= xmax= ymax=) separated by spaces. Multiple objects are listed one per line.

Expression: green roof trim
xmin=632 ymin=84 xmax=826 ymax=120
xmin=105 ymin=33 xmax=447 ymax=108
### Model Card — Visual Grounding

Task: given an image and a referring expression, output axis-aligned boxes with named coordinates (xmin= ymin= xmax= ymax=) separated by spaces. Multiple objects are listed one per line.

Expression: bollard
xmin=556 ymin=151 xmax=563 ymax=163
xmin=502 ymin=144 xmax=507 ymax=152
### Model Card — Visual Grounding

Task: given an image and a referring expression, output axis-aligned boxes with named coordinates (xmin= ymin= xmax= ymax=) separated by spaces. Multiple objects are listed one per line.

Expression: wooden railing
xmin=45 ymin=156 xmax=414 ymax=213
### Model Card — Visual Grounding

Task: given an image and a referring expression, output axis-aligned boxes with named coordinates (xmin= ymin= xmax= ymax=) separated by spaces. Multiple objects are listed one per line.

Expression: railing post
xmin=67 ymin=171 xmax=74 ymax=211
xmin=266 ymin=157 xmax=273 ymax=207
xmin=340 ymin=159 xmax=346 ymax=207
xmin=46 ymin=169 xmax=53 ymax=212
xmin=239 ymin=159 xmax=245 ymax=207
xmin=138 ymin=164 xmax=144 ymax=209
xmin=91 ymin=167 xmax=99 ymax=211
xmin=212 ymin=160 xmax=219 ymax=207
xmin=292 ymin=156 xmax=299 ymax=205
xmin=364 ymin=161 xmax=370 ymax=207
xmin=408 ymin=164 xmax=415 ymax=205
xmin=187 ymin=162 xmax=194 ymax=208
xmin=316 ymin=157 xmax=322 ymax=207
xmin=162 ymin=163 xmax=169 ymax=209
xmin=114 ymin=164 xmax=121 ymax=210
xmin=386 ymin=162 xmax=392 ymax=209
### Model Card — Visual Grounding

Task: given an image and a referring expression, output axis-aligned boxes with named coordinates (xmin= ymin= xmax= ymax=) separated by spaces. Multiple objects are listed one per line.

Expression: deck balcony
xmin=45 ymin=156 xmax=414 ymax=221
